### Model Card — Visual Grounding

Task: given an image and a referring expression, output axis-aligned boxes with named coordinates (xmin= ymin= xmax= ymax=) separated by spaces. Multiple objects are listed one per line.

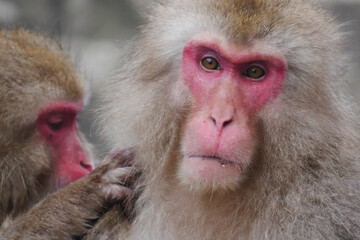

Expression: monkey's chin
xmin=179 ymin=156 xmax=243 ymax=192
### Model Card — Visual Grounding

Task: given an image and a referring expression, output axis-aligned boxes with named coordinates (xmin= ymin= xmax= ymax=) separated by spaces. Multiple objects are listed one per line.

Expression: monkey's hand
xmin=0 ymin=148 xmax=139 ymax=240
xmin=93 ymin=148 xmax=140 ymax=217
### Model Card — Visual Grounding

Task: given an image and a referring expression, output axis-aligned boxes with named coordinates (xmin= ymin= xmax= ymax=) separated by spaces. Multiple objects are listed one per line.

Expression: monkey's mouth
xmin=189 ymin=155 xmax=242 ymax=171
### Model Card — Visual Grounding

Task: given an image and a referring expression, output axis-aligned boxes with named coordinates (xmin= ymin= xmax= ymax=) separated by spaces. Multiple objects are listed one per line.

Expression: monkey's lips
xmin=181 ymin=155 xmax=242 ymax=184
xmin=189 ymin=155 xmax=242 ymax=171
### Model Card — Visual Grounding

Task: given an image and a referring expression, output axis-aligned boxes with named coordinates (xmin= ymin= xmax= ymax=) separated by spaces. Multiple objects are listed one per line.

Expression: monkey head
xmin=101 ymin=0 xmax=347 ymax=196
xmin=0 ymin=29 xmax=94 ymax=203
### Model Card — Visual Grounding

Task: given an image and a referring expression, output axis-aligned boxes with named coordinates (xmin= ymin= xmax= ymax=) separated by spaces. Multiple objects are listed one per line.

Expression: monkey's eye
xmin=47 ymin=113 xmax=64 ymax=131
xmin=201 ymin=57 xmax=221 ymax=70
xmin=49 ymin=121 xmax=63 ymax=131
xmin=244 ymin=66 xmax=266 ymax=80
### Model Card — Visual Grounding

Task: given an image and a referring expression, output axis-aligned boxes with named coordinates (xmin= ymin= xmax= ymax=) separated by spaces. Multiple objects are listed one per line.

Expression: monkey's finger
xmin=103 ymin=166 xmax=140 ymax=186
xmin=102 ymin=167 xmax=134 ymax=184
xmin=102 ymin=184 xmax=132 ymax=202
xmin=102 ymin=147 xmax=136 ymax=168
xmin=123 ymin=192 xmax=137 ymax=219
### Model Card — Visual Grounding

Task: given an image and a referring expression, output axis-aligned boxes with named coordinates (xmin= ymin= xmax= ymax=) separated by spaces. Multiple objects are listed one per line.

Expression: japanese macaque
xmin=5 ymin=0 xmax=360 ymax=239
xmin=0 ymin=29 xmax=94 ymax=224
xmin=91 ymin=0 xmax=360 ymax=239
xmin=0 ymin=29 xmax=138 ymax=239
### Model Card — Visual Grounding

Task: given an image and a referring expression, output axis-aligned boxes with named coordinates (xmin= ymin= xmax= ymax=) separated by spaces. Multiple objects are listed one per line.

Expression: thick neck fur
xmin=124 ymin=89 xmax=360 ymax=240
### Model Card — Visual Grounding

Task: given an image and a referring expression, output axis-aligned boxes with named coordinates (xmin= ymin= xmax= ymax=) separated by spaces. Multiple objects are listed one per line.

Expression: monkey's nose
xmin=210 ymin=115 xmax=234 ymax=131
xmin=209 ymin=103 xmax=235 ymax=131
xmin=80 ymin=161 xmax=93 ymax=171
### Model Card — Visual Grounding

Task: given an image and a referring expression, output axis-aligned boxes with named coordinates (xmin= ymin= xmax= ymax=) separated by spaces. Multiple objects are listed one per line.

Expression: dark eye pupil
xmin=201 ymin=57 xmax=220 ymax=70
xmin=49 ymin=121 xmax=62 ymax=131
xmin=246 ymin=66 xmax=265 ymax=79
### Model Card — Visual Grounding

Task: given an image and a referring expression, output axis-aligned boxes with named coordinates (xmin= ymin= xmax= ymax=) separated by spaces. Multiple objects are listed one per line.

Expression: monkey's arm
xmin=83 ymin=204 xmax=132 ymax=239
xmin=0 ymin=149 xmax=137 ymax=240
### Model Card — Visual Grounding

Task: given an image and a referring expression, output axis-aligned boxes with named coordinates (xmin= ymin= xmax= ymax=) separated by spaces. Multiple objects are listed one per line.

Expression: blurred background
xmin=0 ymin=0 xmax=359 ymax=159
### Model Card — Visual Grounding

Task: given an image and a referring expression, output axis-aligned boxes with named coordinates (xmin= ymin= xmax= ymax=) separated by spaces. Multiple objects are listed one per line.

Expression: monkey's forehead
xmin=138 ymin=0 xmax=343 ymax=86
xmin=147 ymin=0 xmax=336 ymax=46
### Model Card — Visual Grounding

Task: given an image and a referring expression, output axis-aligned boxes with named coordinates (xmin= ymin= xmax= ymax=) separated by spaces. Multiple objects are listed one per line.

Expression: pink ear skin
xmin=37 ymin=101 xmax=93 ymax=186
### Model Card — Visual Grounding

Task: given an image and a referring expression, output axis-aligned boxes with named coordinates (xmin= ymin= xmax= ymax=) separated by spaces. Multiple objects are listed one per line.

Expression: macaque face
xmin=179 ymin=34 xmax=287 ymax=191
xmin=37 ymin=101 xmax=93 ymax=187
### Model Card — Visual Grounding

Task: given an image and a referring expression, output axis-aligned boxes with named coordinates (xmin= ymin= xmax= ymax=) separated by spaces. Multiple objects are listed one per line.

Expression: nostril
xmin=209 ymin=115 xmax=233 ymax=129
xmin=80 ymin=161 xmax=92 ymax=171
xmin=211 ymin=117 xmax=217 ymax=126
xmin=223 ymin=119 xmax=232 ymax=128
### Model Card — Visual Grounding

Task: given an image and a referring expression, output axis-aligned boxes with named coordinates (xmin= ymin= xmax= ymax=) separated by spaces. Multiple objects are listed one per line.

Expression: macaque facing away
xmin=0 ymin=29 xmax=94 ymax=225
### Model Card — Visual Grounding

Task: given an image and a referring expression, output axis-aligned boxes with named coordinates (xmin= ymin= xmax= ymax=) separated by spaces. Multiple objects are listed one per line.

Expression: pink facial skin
xmin=180 ymin=34 xmax=287 ymax=186
xmin=37 ymin=101 xmax=93 ymax=187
